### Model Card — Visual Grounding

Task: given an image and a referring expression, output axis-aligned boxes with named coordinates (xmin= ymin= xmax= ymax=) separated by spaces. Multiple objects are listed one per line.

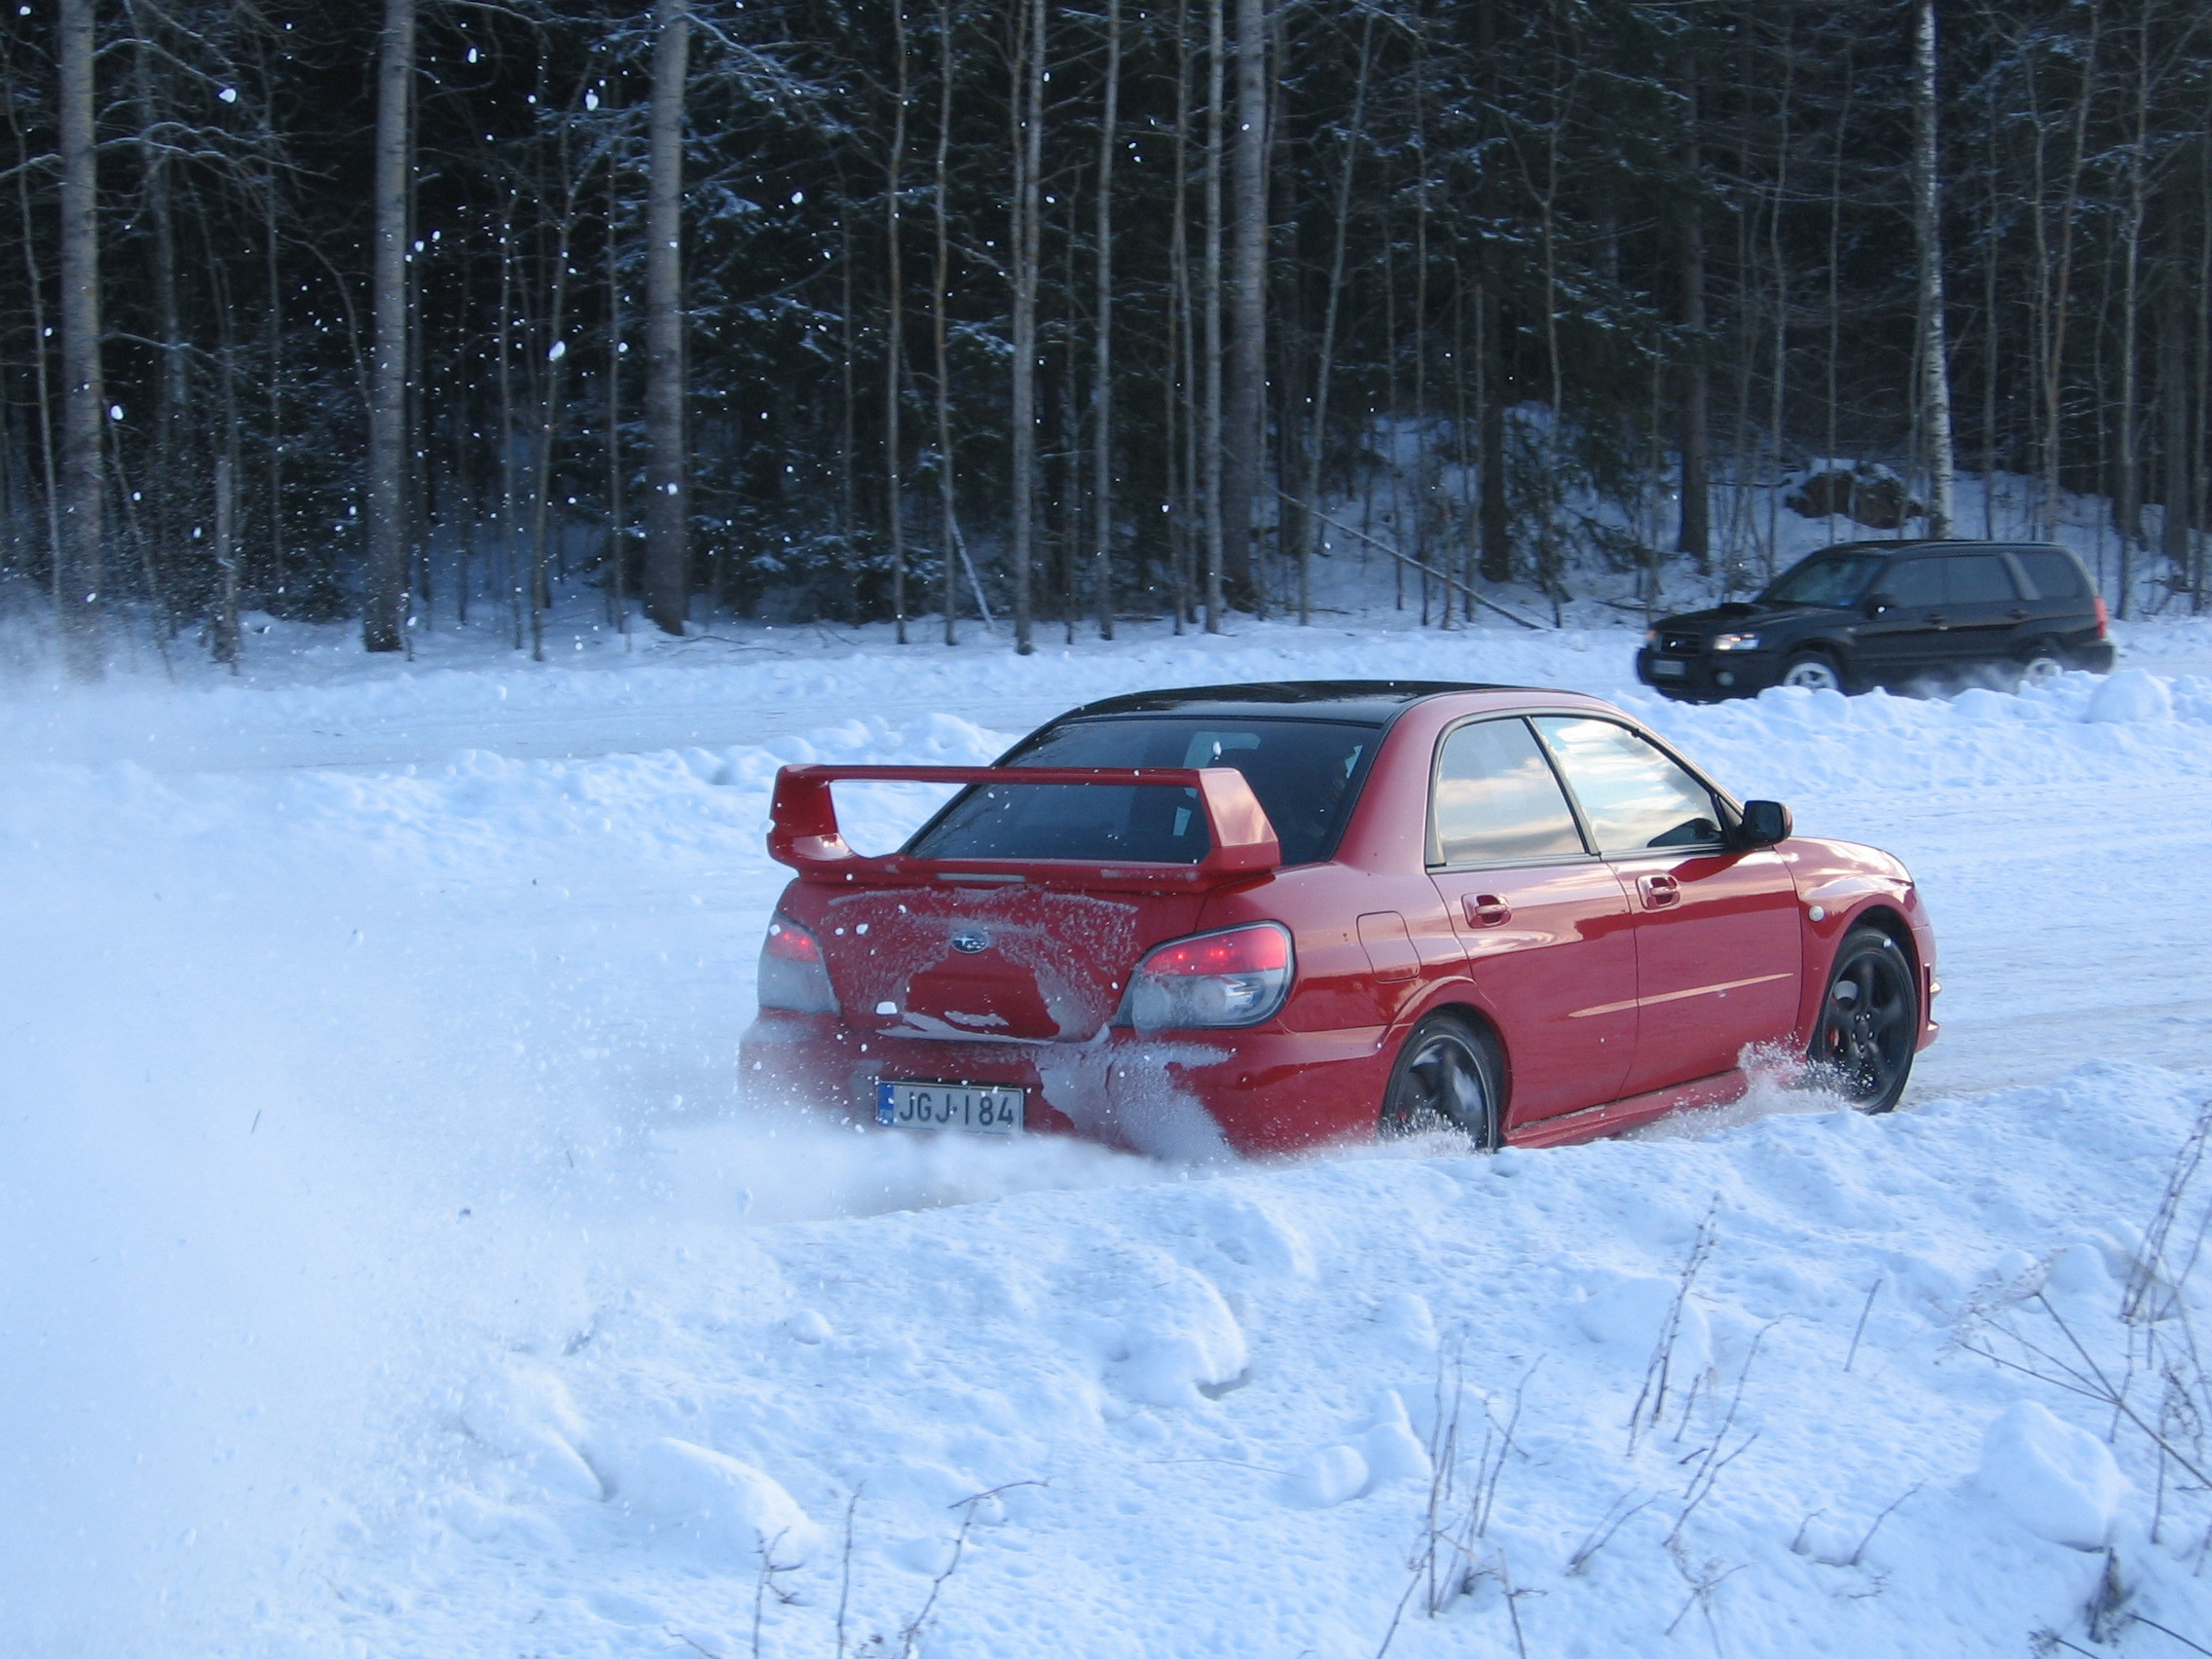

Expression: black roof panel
xmin=1811 ymin=537 xmax=2073 ymax=558
xmin=1050 ymin=680 xmax=1529 ymax=726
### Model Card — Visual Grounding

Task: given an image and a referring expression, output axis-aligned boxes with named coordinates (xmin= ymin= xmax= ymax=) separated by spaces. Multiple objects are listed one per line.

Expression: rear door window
xmin=1532 ymin=718 xmax=1723 ymax=853
xmin=1875 ymin=558 xmax=1945 ymax=608
xmin=1944 ymin=553 xmax=2018 ymax=604
xmin=2015 ymin=549 xmax=2085 ymax=601
xmin=907 ymin=717 xmax=1379 ymax=866
xmin=1430 ymin=718 xmax=1588 ymax=866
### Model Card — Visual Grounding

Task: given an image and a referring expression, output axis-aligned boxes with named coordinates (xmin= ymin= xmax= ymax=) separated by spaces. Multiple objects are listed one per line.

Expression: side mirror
xmin=1862 ymin=593 xmax=1892 ymax=617
xmin=1735 ymin=799 xmax=1792 ymax=849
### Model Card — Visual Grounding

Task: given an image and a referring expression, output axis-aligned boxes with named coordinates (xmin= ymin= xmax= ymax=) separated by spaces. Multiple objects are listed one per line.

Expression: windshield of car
xmin=1760 ymin=552 xmax=1887 ymax=608
xmin=905 ymin=716 xmax=1380 ymax=866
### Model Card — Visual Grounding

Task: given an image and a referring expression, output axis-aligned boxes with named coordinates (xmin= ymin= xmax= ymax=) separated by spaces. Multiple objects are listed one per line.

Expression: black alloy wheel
xmin=1809 ymin=927 xmax=1919 ymax=1113
xmin=1381 ymin=1013 xmax=1504 ymax=1148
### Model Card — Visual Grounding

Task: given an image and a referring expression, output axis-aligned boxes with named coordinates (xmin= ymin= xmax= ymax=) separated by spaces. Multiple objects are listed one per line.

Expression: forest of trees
xmin=1 ymin=0 xmax=2208 ymax=675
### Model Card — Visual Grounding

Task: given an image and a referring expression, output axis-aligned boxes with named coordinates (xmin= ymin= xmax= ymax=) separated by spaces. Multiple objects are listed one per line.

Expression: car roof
xmin=1051 ymin=680 xmax=1540 ymax=726
xmin=1812 ymin=537 xmax=2075 ymax=560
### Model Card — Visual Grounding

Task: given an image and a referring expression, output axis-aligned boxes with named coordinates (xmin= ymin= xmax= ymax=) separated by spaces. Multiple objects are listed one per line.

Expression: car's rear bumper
xmin=2071 ymin=639 xmax=2118 ymax=673
xmin=1636 ymin=645 xmax=1783 ymax=701
xmin=740 ymin=1009 xmax=1392 ymax=1159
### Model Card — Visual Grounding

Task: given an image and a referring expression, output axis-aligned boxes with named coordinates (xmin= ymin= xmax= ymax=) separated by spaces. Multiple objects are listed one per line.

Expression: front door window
xmin=1532 ymin=717 xmax=1801 ymax=1095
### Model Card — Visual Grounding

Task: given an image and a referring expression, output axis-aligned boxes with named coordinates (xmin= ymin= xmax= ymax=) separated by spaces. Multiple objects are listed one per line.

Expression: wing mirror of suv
xmin=1862 ymin=593 xmax=1894 ymax=617
xmin=1734 ymin=798 xmax=1792 ymax=849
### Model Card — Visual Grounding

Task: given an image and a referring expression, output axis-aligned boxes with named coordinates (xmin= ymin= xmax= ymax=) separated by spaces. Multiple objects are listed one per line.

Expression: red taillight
xmin=2094 ymin=595 xmax=2110 ymax=637
xmin=1122 ymin=923 xmax=1294 ymax=1030
xmin=1139 ymin=925 xmax=1292 ymax=977
xmin=758 ymin=914 xmax=838 ymax=1014
xmin=763 ymin=917 xmax=824 ymax=964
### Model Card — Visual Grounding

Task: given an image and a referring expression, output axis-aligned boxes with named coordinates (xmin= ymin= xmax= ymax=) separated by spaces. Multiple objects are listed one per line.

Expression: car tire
xmin=2017 ymin=640 xmax=2068 ymax=688
xmin=1782 ymin=651 xmax=1848 ymax=693
xmin=1380 ymin=1011 xmax=1504 ymax=1147
xmin=1808 ymin=926 xmax=1919 ymax=1114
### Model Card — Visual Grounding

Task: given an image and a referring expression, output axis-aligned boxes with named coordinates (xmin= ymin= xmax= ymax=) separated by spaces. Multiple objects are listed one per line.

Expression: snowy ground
xmin=5 ymin=600 xmax=2212 ymax=1657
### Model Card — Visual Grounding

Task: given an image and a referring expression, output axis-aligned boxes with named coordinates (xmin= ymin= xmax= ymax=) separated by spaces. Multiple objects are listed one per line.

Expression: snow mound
xmin=2085 ymin=667 xmax=2175 ymax=723
xmin=611 ymin=1438 xmax=823 ymax=1566
xmin=1972 ymin=1401 xmax=2127 ymax=1550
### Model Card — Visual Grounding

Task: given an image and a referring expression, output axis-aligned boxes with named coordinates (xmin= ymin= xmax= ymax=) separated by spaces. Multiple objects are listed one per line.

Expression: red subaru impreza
xmin=740 ymin=682 xmax=1936 ymax=1158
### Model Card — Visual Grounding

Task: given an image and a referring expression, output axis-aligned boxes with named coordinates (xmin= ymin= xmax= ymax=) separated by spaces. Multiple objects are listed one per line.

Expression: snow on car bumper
xmin=740 ymin=1009 xmax=1392 ymax=1160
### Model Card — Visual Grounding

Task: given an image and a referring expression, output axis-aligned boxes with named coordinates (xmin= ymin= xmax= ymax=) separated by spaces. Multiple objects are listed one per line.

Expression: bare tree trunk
xmin=1201 ymin=0 xmax=1225 ymax=632
xmin=527 ymin=129 xmax=582 ymax=663
xmin=933 ymin=0 xmax=964 ymax=643
xmin=1474 ymin=0 xmax=1508 ymax=587
xmin=1300 ymin=11 xmax=1373 ymax=626
xmin=2039 ymin=14 xmax=2100 ymax=542
xmin=1764 ymin=13 xmax=1794 ymax=581
xmin=1008 ymin=0 xmax=1045 ymax=655
xmin=1168 ymin=0 xmax=1195 ymax=634
xmin=1219 ymin=0 xmax=1267 ymax=613
xmin=887 ymin=0 xmax=910 ymax=643
xmin=643 ymin=0 xmax=690 ymax=636
xmin=129 ymin=1 xmax=187 ymax=610
xmin=606 ymin=139 xmax=626 ymax=632
xmin=211 ymin=452 xmax=240 ymax=669
xmin=5 ymin=85 xmax=62 ymax=611
xmin=497 ymin=197 xmax=522 ymax=647
xmin=2113 ymin=9 xmax=2151 ymax=616
xmin=363 ymin=0 xmax=414 ymax=651
xmin=1912 ymin=0 xmax=1956 ymax=537
xmin=2160 ymin=277 xmax=2192 ymax=594
xmin=56 ymin=0 xmax=105 ymax=678
xmin=1090 ymin=0 xmax=1122 ymax=640
xmin=1675 ymin=72 xmax=1710 ymax=571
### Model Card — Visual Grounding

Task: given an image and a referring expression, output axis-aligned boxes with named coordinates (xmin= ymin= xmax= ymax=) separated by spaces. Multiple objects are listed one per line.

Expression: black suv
xmin=1636 ymin=539 xmax=2115 ymax=701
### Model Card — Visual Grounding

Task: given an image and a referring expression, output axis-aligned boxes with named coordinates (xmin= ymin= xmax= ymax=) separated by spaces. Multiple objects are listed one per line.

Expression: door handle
xmin=1464 ymin=894 xmax=1512 ymax=928
xmin=1927 ymin=612 xmax=1948 ymax=629
xmin=2009 ymin=607 xmax=2029 ymax=619
xmin=1637 ymin=873 xmax=1680 ymax=910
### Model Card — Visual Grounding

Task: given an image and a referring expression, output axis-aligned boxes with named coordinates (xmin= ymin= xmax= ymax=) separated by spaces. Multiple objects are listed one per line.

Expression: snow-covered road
xmin=4 ymin=611 xmax=2212 ymax=1656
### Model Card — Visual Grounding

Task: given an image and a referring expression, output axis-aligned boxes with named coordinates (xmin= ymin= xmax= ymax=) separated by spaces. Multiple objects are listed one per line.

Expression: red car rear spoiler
xmin=766 ymin=764 xmax=1282 ymax=890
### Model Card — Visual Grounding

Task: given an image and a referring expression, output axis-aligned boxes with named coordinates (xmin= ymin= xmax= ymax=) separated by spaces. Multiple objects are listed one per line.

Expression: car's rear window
xmin=905 ymin=717 xmax=1381 ymax=866
xmin=2015 ymin=549 xmax=2086 ymax=601
xmin=1762 ymin=553 xmax=1885 ymax=608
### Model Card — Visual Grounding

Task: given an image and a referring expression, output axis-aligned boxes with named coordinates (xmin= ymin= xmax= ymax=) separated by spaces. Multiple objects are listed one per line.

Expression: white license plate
xmin=1650 ymin=658 xmax=1688 ymax=679
xmin=875 ymin=1081 xmax=1026 ymax=1135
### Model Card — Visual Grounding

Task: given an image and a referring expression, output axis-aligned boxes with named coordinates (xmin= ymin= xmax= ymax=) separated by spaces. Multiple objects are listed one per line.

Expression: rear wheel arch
xmin=1394 ymin=988 xmax=1513 ymax=1104
xmin=1380 ymin=1003 xmax=1507 ymax=1146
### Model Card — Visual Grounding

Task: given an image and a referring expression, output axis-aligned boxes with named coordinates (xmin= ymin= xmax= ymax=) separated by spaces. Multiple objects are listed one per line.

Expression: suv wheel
xmin=2018 ymin=641 xmax=2068 ymax=687
xmin=1782 ymin=651 xmax=1846 ymax=693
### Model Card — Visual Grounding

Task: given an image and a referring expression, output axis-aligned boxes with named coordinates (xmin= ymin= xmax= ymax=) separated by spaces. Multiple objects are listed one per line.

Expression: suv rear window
xmin=906 ymin=717 xmax=1381 ymax=867
xmin=2015 ymin=549 xmax=2086 ymax=601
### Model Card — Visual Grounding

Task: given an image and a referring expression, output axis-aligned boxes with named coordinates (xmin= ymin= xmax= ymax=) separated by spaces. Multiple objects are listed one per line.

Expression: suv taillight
xmin=2094 ymin=595 xmax=2110 ymax=637
xmin=1122 ymin=923 xmax=1293 ymax=1031
xmin=757 ymin=913 xmax=839 ymax=1014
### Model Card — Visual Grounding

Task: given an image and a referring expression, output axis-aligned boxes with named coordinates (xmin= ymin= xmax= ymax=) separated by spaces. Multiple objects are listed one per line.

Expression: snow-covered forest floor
xmin=6 ymin=589 xmax=2212 ymax=1657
